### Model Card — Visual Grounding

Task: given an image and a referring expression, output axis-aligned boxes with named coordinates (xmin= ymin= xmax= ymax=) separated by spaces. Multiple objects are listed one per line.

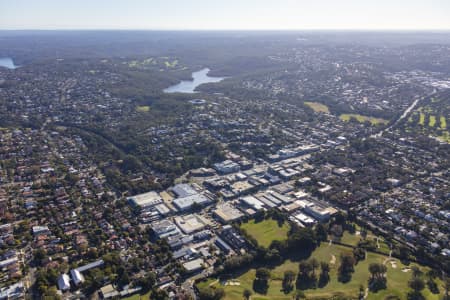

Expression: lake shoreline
xmin=0 ymin=57 xmax=18 ymax=69
xmin=163 ymin=68 xmax=225 ymax=94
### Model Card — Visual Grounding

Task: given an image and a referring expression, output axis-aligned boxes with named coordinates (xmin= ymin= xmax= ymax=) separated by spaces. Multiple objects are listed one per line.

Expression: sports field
xmin=340 ymin=113 xmax=389 ymax=125
xmin=304 ymin=102 xmax=330 ymax=113
xmin=240 ymin=219 xmax=290 ymax=248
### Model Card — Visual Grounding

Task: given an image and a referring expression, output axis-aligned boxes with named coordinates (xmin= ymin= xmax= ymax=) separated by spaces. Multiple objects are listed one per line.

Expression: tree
xmin=264 ymin=248 xmax=282 ymax=263
xmin=426 ymin=277 xmax=439 ymax=295
xmin=287 ymin=227 xmax=317 ymax=254
xmin=298 ymin=260 xmax=313 ymax=279
xmin=137 ymin=272 xmax=156 ymax=292
xmin=297 ymin=260 xmax=316 ymax=289
xmin=35 ymin=270 xmax=49 ymax=296
xmin=330 ymin=224 xmax=343 ymax=238
xmin=411 ymin=266 xmax=423 ymax=278
xmin=310 ymin=258 xmax=319 ymax=278
xmin=43 ymin=287 xmax=61 ymax=300
xmin=319 ymin=262 xmax=330 ymax=287
xmin=409 ymin=277 xmax=425 ymax=293
xmin=270 ymin=239 xmax=288 ymax=253
xmin=243 ymin=289 xmax=252 ymax=300
xmin=315 ymin=223 xmax=328 ymax=242
xmin=368 ymin=263 xmax=387 ymax=279
xmin=353 ymin=246 xmax=366 ymax=262
xmin=282 ymin=270 xmax=296 ymax=293
xmin=293 ymin=290 xmax=306 ymax=299
xmin=368 ymin=263 xmax=387 ymax=291
xmin=255 ymin=268 xmax=271 ymax=282
xmin=152 ymin=287 xmax=170 ymax=300
xmin=117 ymin=267 xmax=130 ymax=287
xmin=359 ymin=285 xmax=365 ymax=299
xmin=253 ymin=268 xmax=271 ymax=294
xmin=338 ymin=253 xmax=355 ymax=283
xmin=361 ymin=228 xmax=368 ymax=240
xmin=333 ymin=212 xmax=347 ymax=225
xmin=198 ymin=286 xmax=225 ymax=300
xmin=444 ymin=277 xmax=450 ymax=300
xmin=33 ymin=248 xmax=47 ymax=266
xmin=122 ymin=155 xmax=142 ymax=173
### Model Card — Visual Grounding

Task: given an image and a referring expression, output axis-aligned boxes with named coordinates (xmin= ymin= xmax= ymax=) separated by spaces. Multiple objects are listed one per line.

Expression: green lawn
xmin=338 ymin=230 xmax=391 ymax=255
xmin=339 ymin=231 xmax=361 ymax=246
xmin=439 ymin=131 xmax=450 ymax=143
xmin=240 ymin=219 xmax=290 ymax=248
xmin=202 ymin=242 xmax=445 ymax=300
xmin=165 ymin=60 xmax=179 ymax=68
xmin=440 ymin=116 xmax=447 ymax=129
xmin=340 ymin=114 xmax=389 ymax=125
xmin=136 ymin=105 xmax=150 ymax=112
xmin=429 ymin=115 xmax=437 ymax=127
xmin=304 ymin=102 xmax=330 ymax=114
xmin=419 ymin=113 xmax=426 ymax=125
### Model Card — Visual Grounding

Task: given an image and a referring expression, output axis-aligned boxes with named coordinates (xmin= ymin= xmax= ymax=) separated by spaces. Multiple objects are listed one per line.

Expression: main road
xmin=371 ymin=91 xmax=436 ymax=138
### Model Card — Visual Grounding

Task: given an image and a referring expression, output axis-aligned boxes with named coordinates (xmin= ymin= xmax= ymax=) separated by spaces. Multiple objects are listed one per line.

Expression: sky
xmin=1 ymin=0 xmax=450 ymax=30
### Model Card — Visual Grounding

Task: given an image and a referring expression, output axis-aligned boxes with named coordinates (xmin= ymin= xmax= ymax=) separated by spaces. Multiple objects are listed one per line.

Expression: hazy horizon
xmin=1 ymin=0 xmax=450 ymax=31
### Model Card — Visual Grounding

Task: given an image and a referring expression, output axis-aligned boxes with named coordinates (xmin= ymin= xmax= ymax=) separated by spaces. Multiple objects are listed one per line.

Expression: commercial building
xmin=257 ymin=193 xmax=281 ymax=206
xmin=293 ymin=212 xmax=316 ymax=226
xmin=240 ymin=196 xmax=265 ymax=211
xmin=255 ymin=195 xmax=277 ymax=208
xmin=281 ymin=200 xmax=304 ymax=212
xmin=174 ymin=214 xmax=209 ymax=234
xmin=151 ymin=219 xmax=181 ymax=239
xmin=32 ymin=225 xmax=50 ymax=236
xmin=183 ymin=258 xmax=204 ymax=273
xmin=70 ymin=269 xmax=84 ymax=286
xmin=127 ymin=191 xmax=162 ymax=209
xmin=0 ymin=257 xmax=18 ymax=269
xmin=173 ymin=193 xmax=212 ymax=211
xmin=100 ymin=284 xmax=120 ymax=299
xmin=214 ymin=160 xmax=240 ymax=174
xmin=167 ymin=233 xmax=193 ymax=250
xmin=279 ymin=168 xmax=300 ymax=180
xmin=76 ymin=259 xmax=104 ymax=272
xmin=215 ymin=237 xmax=232 ymax=254
xmin=155 ymin=203 xmax=171 ymax=216
xmin=213 ymin=203 xmax=244 ymax=224
xmin=302 ymin=200 xmax=338 ymax=222
xmin=172 ymin=184 xmax=198 ymax=198
xmin=57 ymin=274 xmax=71 ymax=291
xmin=230 ymin=181 xmax=256 ymax=195
xmin=220 ymin=225 xmax=246 ymax=251
xmin=0 ymin=282 xmax=25 ymax=299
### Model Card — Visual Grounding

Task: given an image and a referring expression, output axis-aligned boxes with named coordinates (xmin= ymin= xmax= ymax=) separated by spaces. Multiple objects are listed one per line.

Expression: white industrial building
xmin=174 ymin=214 xmax=209 ymax=234
xmin=240 ymin=195 xmax=265 ymax=211
xmin=70 ymin=269 xmax=84 ymax=286
xmin=127 ymin=191 xmax=163 ymax=208
xmin=151 ymin=219 xmax=181 ymax=239
xmin=57 ymin=274 xmax=71 ymax=291
xmin=172 ymin=193 xmax=212 ymax=211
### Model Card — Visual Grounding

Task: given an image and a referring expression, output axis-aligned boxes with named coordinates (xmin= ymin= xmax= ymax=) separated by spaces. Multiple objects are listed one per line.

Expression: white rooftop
xmin=127 ymin=191 xmax=162 ymax=208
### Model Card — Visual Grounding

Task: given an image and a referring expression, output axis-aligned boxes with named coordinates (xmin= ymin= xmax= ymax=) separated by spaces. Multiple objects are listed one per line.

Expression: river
xmin=0 ymin=57 xmax=18 ymax=69
xmin=164 ymin=68 xmax=224 ymax=93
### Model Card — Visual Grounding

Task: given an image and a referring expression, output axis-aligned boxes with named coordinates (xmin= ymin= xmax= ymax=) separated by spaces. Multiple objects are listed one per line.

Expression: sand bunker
xmin=225 ymin=280 xmax=241 ymax=286
xmin=402 ymin=267 xmax=411 ymax=273
xmin=330 ymin=254 xmax=336 ymax=265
